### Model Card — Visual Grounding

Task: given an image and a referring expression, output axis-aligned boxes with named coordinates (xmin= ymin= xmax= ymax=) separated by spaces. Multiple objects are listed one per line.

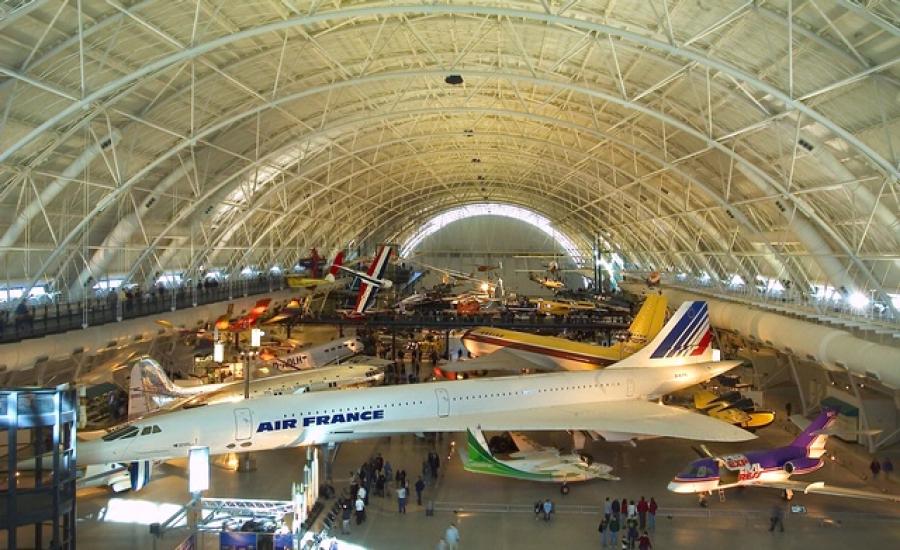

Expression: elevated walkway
xmin=0 ymin=278 xmax=282 ymax=344
xmin=298 ymin=312 xmax=629 ymax=332
xmin=0 ymin=287 xmax=297 ymax=375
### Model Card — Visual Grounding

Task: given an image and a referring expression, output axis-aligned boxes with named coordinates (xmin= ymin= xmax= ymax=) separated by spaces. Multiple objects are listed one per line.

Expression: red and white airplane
xmin=339 ymin=245 xmax=394 ymax=317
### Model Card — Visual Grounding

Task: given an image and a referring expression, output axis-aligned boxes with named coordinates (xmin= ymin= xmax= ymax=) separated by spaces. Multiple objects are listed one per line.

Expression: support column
xmin=787 ymin=356 xmax=808 ymax=416
xmin=845 ymin=368 xmax=876 ymax=453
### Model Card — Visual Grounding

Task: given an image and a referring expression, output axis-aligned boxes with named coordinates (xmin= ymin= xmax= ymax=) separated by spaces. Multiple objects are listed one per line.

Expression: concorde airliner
xmin=78 ymin=301 xmax=755 ymax=472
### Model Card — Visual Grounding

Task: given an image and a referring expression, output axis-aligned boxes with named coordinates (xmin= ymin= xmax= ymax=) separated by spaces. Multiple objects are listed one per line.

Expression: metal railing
xmin=624 ymin=271 xmax=898 ymax=329
xmin=0 ymin=277 xmax=285 ymax=344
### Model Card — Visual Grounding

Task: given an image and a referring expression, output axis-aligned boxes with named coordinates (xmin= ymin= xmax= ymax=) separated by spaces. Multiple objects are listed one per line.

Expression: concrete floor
xmin=70 ymin=325 xmax=900 ymax=549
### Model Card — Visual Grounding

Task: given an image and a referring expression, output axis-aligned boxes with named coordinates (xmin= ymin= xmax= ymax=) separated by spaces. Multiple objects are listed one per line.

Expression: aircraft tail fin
xmin=625 ymin=293 xmax=668 ymax=346
xmin=128 ymin=358 xmax=187 ymax=418
xmin=466 ymin=427 xmax=495 ymax=464
xmin=326 ymin=251 xmax=344 ymax=282
xmin=352 ymin=245 xmax=393 ymax=315
xmin=608 ymin=300 xmax=714 ymax=368
xmin=790 ymin=408 xmax=838 ymax=458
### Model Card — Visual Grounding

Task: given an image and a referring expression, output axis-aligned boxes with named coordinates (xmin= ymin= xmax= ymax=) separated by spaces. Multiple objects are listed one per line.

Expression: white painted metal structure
xmin=0 ymin=1 xmax=897 ymax=314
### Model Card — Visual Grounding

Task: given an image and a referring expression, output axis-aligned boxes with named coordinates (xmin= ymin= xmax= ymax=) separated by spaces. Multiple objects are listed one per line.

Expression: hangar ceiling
xmin=0 ymin=1 xmax=897 ymax=308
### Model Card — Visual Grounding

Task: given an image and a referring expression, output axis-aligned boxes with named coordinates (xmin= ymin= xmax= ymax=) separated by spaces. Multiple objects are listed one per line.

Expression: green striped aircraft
xmin=461 ymin=428 xmax=619 ymax=483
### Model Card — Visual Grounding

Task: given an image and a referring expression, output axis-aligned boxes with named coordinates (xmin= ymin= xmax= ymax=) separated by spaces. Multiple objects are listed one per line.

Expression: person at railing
xmin=15 ymin=301 xmax=33 ymax=333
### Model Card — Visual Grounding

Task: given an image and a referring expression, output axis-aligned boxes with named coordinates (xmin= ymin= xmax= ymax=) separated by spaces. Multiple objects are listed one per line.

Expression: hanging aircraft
xmin=339 ymin=245 xmax=394 ymax=317
xmin=461 ymin=428 xmax=618 ymax=483
xmin=475 ymin=263 xmax=502 ymax=273
xmin=154 ymin=298 xmax=272 ymax=338
xmin=285 ymin=251 xmax=345 ymax=289
xmin=668 ymin=409 xmax=899 ymax=502
xmin=77 ymin=301 xmax=756 ymax=482
xmin=261 ymin=297 xmax=309 ymax=325
xmin=448 ymin=293 xmax=668 ymax=374
xmin=528 ymin=272 xmax=566 ymax=291
xmin=404 ymin=257 xmax=503 ymax=298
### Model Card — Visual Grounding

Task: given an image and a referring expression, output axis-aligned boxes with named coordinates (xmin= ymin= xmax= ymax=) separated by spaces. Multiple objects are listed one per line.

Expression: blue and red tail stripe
xmin=650 ymin=302 xmax=712 ymax=358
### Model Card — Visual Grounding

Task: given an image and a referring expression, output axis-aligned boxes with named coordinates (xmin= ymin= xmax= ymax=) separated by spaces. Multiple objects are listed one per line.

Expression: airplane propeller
xmin=691 ymin=444 xmax=715 ymax=459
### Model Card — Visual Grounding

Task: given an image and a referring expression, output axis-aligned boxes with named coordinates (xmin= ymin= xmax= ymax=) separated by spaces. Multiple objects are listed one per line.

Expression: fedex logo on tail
xmin=650 ymin=301 xmax=712 ymax=359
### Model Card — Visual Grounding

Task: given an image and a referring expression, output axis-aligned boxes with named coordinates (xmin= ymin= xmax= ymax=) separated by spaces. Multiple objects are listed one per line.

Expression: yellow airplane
xmin=285 ymin=251 xmax=343 ymax=289
xmin=451 ymin=294 xmax=668 ymax=372
xmin=533 ymin=298 xmax=597 ymax=316
xmin=528 ymin=272 xmax=566 ymax=291
xmin=693 ymin=389 xmax=776 ymax=431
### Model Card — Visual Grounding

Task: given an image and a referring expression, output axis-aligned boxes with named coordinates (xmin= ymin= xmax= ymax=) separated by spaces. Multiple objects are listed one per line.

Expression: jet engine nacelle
xmin=783 ymin=461 xmax=796 ymax=474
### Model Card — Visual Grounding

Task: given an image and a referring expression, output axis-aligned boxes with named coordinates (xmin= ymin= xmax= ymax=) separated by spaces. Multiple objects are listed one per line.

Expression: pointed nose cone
xmin=667 ymin=480 xmax=690 ymax=493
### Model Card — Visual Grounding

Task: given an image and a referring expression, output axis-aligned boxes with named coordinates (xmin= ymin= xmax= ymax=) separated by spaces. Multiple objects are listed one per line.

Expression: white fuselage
xmin=505 ymin=451 xmax=616 ymax=482
xmin=274 ymin=337 xmax=364 ymax=370
xmin=79 ymin=362 xmax=731 ymax=466
xmin=178 ymin=364 xmax=385 ymax=407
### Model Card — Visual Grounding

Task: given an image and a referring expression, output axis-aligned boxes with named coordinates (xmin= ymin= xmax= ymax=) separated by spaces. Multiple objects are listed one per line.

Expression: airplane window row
xmin=279 ymin=401 xmax=426 ymax=418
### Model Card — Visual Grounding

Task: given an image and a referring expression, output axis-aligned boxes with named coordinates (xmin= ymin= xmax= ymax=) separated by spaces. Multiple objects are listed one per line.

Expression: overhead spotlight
xmin=464 ymin=129 xmax=474 ymax=136
xmin=445 ymin=74 xmax=464 ymax=85
xmin=471 ymin=158 xmax=481 ymax=163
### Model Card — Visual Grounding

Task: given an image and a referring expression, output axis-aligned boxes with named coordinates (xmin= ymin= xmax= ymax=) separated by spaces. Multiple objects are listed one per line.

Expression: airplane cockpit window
xmin=141 ymin=426 xmax=153 ymax=436
xmin=678 ymin=460 xmax=716 ymax=478
xmin=102 ymin=425 xmax=140 ymax=441
xmin=152 ymin=425 xmax=161 ymax=433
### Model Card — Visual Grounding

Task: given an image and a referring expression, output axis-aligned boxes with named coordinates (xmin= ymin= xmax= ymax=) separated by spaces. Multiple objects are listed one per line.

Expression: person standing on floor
xmin=621 ymin=498 xmax=628 ymax=518
xmin=341 ymin=500 xmax=352 ymax=534
xmin=603 ymin=497 xmax=612 ymax=520
xmin=870 ymin=459 xmax=881 ymax=479
xmin=636 ymin=496 xmax=649 ymax=530
xmin=354 ymin=495 xmax=365 ymax=525
xmin=627 ymin=499 xmax=636 ymax=519
xmin=430 ymin=450 xmax=441 ymax=480
xmin=598 ymin=516 xmax=610 ymax=548
xmin=542 ymin=498 xmax=553 ymax=522
xmin=882 ymin=457 xmax=894 ymax=480
xmin=415 ymin=476 xmax=426 ymax=505
xmin=768 ymin=503 xmax=785 ymax=532
xmin=397 ymin=483 xmax=408 ymax=514
xmin=607 ymin=514 xmax=620 ymax=548
xmin=384 ymin=461 xmax=393 ymax=487
xmin=611 ymin=497 xmax=621 ymax=521
xmin=445 ymin=522 xmax=460 ymax=550
xmin=625 ymin=514 xmax=639 ymax=549
xmin=637 ymin=531 xmax=652 ymax=550
xmin=375 ymin=471 xmax=386 ymax=497
xmin=423 ymin=457 xmax=432 ymax=480
xmin=647 ymin=498 xmax=658 ymax=532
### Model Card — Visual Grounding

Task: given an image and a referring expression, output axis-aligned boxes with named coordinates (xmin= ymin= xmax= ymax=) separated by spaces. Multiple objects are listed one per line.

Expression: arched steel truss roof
xmin=0 ymin=0 xmax=897 ymax=311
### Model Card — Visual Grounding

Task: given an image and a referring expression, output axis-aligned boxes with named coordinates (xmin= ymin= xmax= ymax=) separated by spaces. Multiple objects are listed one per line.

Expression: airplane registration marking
xmin=723 ymin=455 xmax=749 ymax=469
xmin=738 ymin=463 xmax=762 ymax=481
